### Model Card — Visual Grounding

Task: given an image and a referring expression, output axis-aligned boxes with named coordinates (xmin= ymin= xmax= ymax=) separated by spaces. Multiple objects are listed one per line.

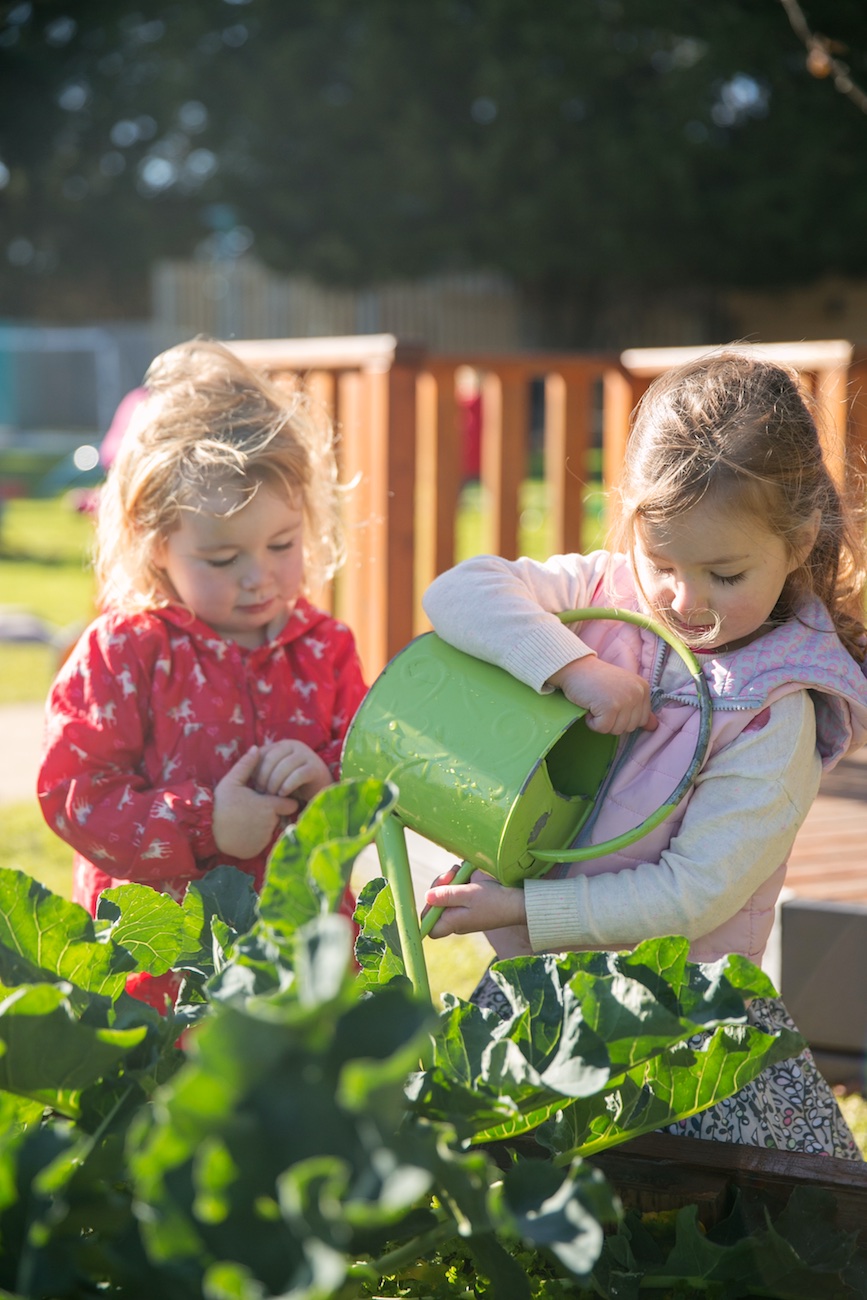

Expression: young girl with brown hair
xmin=423 ymin=351 xmax=867 ymax=1157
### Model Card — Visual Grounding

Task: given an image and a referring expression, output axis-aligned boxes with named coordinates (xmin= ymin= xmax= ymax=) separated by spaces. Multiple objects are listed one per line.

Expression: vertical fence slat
xmin=334 ymin=370 xmax=375 ymax=672
xmin=482 ymin=367 xmax=526 ymax=558
xmin=415 ymin=365 xmax=460 ymax=632
xmin=846 ymin=351 xmax=867 ymax=492
xmin=815 ymin=363 xmax=851 ymax=488
xmin=545 ymin=368 xmax=590 ymax=555
xmin=365 ymin=358 xmax=419 ymax=672
xmin=303 ymin=368 xmax=337 ymax=614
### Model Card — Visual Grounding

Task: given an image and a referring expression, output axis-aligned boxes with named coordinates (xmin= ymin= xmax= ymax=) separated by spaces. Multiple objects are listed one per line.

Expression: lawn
xmin=0 ymin=496 xmax=96 ymax=705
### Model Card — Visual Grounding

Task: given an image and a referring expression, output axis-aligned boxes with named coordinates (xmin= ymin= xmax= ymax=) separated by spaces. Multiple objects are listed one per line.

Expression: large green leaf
xmin=536 ymin=1023 xmax=804 ymax=1159
xmin=0 ymin=867 xmax=131 ymax=1001
xmin=0 ymin=983 xmax=146 ymax=1115
xmin=409 ymin=941 xmax=803 ymax=1151
xmin=96 ymin=884 xmax=189 ymax=978
xmin=179 ymin=866 xmax=260 ymax=974
xmin=258 ymin=778 xmax=397 ymax=937
xmin=353 ymin=876 xmax=407 ymax=992
xmin=494 ymin=1155 xmax=619 ymax=1278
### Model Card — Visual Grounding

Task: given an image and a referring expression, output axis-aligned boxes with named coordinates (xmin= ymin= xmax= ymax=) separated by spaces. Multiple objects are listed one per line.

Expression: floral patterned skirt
xmin=470 ymin=972 xmax=862 ymax=1161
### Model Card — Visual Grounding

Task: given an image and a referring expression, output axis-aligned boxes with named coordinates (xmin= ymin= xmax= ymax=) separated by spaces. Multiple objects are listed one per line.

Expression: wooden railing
xmin=230 ymin=335 xmax=867 ymax=681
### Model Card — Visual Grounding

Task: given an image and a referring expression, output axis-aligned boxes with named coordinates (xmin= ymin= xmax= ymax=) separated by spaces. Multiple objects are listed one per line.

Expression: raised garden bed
xmin=590 ymin=1131 xmax=867 ymax=1245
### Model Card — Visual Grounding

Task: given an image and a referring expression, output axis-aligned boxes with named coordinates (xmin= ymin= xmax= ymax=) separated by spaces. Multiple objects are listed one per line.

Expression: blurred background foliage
xmin=2 ymin=0 xmax=867 ymax=343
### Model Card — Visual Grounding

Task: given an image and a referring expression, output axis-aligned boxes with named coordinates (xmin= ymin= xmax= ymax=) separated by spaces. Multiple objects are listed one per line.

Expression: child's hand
xmin=422 ymin=865 xmax=527 ymax=938
xmin=213 ymin=746 xmax=299 ymax=859
xmin=547 ymin=656 xmax=658 ymax=735
xmin=253 ymin=740 xmax=332 ymax=804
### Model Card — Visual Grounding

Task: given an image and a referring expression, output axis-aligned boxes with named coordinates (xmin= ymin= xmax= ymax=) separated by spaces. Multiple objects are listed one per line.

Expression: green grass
xmin=455 ymin=477 xmax=607 ymax=563
xmin=0 ymin=801 xmax=73 ymax=900
xmin=839 ymin=1092 xmax=867 ymax=1157
xmin=0 ymin=497 xmax=96 ymax=704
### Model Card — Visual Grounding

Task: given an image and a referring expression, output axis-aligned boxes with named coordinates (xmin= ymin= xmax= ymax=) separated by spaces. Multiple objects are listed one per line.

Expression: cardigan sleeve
xmin=38 ymin=617 xmax=219 ymax=882
xmin=524 ymin=690 xmax=821 ymax=952
xmin=422 ymin=552 xmax=615 ymax=692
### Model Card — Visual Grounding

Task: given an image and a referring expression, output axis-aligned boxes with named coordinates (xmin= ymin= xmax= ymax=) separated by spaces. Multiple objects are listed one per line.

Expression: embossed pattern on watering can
xmin=341 ymin=633 xmax=610 ymax=877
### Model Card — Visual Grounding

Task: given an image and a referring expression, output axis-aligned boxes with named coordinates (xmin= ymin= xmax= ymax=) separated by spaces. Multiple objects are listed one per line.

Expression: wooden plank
xmin=414 ymin=366 xmax=461 ymax=633
xmin=590 ymin=1132 xmax=867 ymax=1243
xmin=620 ymin=339 xmax=854 ymax=378
xmin=544 ymin=370 xmax=589 ymax=557
xmin=229 ymin=333 xmax=407 ymax=371
xmin=481 ymin=367 xmax=526 ymax=559
xmin=786 ymin=748 xmax=867 ymax=904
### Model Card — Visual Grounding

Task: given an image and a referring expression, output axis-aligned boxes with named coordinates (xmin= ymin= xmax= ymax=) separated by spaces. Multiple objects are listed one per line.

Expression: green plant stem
xmin=375 ymin=816 xmax=432 ymax=1001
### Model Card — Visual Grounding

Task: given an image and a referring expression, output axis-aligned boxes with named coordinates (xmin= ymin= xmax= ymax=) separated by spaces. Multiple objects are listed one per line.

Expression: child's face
xmin=155 ymin=483 xmax=304 ymax=647
xmin=633 ymin=500 xmax=801 ymax=652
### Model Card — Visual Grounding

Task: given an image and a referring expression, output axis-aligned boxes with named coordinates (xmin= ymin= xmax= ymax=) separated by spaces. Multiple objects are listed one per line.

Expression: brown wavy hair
xmin=609 ymin=351 xmax=867 ymax=662
xmin=95 ymin=338 xmax=344 ymax=613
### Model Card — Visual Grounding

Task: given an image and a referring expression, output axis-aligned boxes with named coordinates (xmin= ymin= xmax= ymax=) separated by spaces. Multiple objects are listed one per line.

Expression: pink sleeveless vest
xmin=544 ymin=558 xmax=867 ymax=963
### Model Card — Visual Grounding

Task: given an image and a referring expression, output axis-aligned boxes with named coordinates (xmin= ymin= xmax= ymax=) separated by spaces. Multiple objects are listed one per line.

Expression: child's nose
xmin=669 ymin=578 xmax=705 ymax=615
xmin=241 ymin=560 xmax=265 ymax=589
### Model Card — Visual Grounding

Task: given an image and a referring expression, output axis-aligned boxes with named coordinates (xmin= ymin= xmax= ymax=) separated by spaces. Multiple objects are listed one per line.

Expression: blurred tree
xmin=1 ymin=0 xmax=866 ymax=335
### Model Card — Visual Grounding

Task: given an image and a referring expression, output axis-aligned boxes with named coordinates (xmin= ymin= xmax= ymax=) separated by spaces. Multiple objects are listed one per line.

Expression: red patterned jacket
xmin=39 ymin=599 xmax=368 ymax=916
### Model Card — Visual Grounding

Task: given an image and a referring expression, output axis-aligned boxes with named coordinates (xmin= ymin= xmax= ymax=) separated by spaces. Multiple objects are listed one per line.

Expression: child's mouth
xmin=670 ymin=617 xmax=716 ymax=642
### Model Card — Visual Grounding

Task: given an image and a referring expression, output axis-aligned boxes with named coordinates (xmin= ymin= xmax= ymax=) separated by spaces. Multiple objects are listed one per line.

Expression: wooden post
xmin=814 ymin=358 xmax=852 ymax=487
xmin=846 ymin=349 xmax=867 ymax=491
xmin=333 ymin=369 xmax=373 ymax=670
xmin=544 ymin=367 xmax=590 ymax=556
xmin=359 ymin=355 xmax=422 ymax=676
xmin=482 ymin=366 xmax=527 ymax=558
xmin=415 ymin=364 xmax=460 ymax=631
xmin=602 ymin=366 xmax=642 ymax=491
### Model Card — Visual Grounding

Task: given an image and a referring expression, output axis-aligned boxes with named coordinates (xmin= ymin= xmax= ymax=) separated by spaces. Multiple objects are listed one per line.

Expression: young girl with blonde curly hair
xmin=39 ymin=338 xmax=367 ymax=1006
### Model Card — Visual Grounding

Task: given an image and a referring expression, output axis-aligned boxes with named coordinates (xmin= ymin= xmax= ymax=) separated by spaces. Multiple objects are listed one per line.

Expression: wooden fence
xmin=229 ymin=335 xmax=867 ymax=682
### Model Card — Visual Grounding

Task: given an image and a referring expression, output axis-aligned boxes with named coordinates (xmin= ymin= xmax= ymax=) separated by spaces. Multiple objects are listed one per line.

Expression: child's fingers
xmin=256 ymin=745 xmax=321 ymax=796
xmin=266 ymin=793 xmax=299 ymax=817
xmin=427 ymin=864 xmax=461 ymax=893
xmin=419 ymin=865 xmax=462 ymax=924
xmin=224 ymin=746 xmax=260 ymax=782
xmin=255 ymin=744 xmax=297 ymax=788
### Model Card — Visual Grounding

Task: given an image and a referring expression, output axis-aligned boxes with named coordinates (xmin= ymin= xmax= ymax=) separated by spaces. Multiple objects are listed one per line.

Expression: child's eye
xmin=713 ymin=572 xmax=746 ymax=586
xmin=207 ymin=556 xmax=237 ymax=569
xmin=269 ymin=541 xmax=294 ymax=553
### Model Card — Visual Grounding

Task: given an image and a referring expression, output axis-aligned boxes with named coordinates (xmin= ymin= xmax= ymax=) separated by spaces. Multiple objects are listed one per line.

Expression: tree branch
xmin=779 ymin=0 xmax=867 ymax=114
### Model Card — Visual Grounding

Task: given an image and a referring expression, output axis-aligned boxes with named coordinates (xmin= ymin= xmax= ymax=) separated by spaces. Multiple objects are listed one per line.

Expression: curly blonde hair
xmin=95 ymin=338 xmax=344 ymax=613
xmin=609 ymin=351 xmax=867 ymax=663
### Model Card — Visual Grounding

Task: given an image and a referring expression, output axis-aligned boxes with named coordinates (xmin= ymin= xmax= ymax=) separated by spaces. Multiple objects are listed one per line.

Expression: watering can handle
xmin=529 ymin=606 xmax=713 ymax=863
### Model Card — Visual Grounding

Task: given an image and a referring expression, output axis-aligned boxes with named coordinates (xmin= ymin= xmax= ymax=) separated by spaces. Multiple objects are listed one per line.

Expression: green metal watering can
xmin=342 ymin=608 xmax=712 ymax=999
